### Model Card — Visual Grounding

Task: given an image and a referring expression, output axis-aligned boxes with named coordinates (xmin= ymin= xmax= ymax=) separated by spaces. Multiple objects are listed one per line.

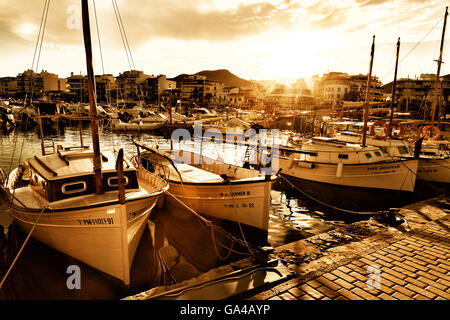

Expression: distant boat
xmin=133 ymin=141 xmax=277 ymax=245
xmin=0 ymin=0 xmax=168 ymax=286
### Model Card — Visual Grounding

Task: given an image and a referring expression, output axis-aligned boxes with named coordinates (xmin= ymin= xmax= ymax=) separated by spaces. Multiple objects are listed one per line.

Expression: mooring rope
xmin=279 ymin=174 xmax=377 ymax=215
xmin=0 ymin=206 xmax=48 ymax=289
xmin=165 ymin=190 xmax=254 ymax=257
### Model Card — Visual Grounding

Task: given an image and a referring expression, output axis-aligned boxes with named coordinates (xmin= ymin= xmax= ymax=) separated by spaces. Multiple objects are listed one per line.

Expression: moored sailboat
xmin=0 ymin=0 xmax=168 ymax=286
xmin=276 ymin=36 xmax=419 ymax=212
xmin=133 ymin=141 xmax=277 ymax=245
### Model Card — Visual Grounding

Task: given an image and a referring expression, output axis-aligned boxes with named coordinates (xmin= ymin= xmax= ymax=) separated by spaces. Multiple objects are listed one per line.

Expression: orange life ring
xmin=422 ymin=125 xmax=440 ymax=140
xmin=389 ymin=121 xmax=405 ymax=139
xmin=371 ymin=120 xmax=388 ymax=140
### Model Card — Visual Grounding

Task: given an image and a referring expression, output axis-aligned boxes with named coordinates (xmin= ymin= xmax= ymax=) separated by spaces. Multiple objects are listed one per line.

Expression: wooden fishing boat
xmin=1 ymin=148 xmax=167 ymax=286
xmin=335 ymin=131 xmax=450 ymax=184
xmin=277 ymin=137 xmax=419 ymax=211
xmin=279 ymin=137 xmax=418 ymax=191
xmin=133 ymin=141 xmax=277 ymax=245
xmin=0 ymin=0 xmax=168 ymax=286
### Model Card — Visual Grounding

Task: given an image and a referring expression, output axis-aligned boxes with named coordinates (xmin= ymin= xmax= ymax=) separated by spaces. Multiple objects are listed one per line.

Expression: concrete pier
xmin=246 ymin=197 xmax=450 ymax=300
xmin=124 ymin=196 xmax=449 ymax=301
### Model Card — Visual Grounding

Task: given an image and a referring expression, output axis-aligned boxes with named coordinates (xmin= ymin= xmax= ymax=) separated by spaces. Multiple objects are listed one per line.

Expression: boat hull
xmin=166 ymin=179 xmax=272 ymax=235
xmin=8 ymin=193 xmax=158 ymax=286
xmin=278 ymin=173 xmax=417 ymax=213
xmin=9 ymin=195 xmax=157 ymax=286
xmin=417 ymin=157 xmax=450 ymax=184
xmin=279 ymin=157 xmax=419 ymax=192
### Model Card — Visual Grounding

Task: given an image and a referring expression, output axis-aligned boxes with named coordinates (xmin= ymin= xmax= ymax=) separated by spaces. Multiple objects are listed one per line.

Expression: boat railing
xmin=131 ymin=154 xmax=172 ymax=186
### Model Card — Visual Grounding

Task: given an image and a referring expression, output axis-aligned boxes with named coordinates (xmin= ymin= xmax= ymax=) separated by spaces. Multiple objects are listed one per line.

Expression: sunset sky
xmin=0 ymin=0 xmax=449 ymax=85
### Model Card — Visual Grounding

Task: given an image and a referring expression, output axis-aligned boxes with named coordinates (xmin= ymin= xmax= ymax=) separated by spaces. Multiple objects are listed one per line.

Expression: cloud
xmin=119 ymin=0 xmax=303 ymax=43
xmin=0 ymin=0 xmax=307 ymax=50
xmin=309 ymin=8 xmax=349 ymax=29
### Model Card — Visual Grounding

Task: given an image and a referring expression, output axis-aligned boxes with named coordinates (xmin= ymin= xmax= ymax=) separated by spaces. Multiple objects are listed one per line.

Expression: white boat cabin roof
xmin=27 ymin=148 xmax=132 ymax=181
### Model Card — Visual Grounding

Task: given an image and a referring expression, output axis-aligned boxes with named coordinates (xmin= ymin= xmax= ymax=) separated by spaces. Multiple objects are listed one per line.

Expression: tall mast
xmin=81 ymin=0 xmax=103 ymax=194
xmin=362 ymin=35 xmax=375 ymax=147
xmin=389 ymin=37 xmax=400 ymax=138
xmin=431 ymin=6 xmax=448 ymax=129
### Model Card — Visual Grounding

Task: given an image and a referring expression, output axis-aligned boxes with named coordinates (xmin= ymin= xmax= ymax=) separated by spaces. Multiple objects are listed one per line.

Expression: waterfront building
xmin=176 ymin=75 xmax=224 ymax=109
xmin=382 ymin=74 xmax=449 ymax=116
xmin=66 ymin=73 xmax=88 ymax=103
xmin=116 ymin=70 xmax=151 ymax=102
xmin=95 ymin=74 xmax=116 ymax=104
xmin=313 ymin=72 xmax=383 ymax=107
xmin=143 ymin=74 xmax=177 ymax=105
xmin=262 ymin=81 xmax=315 ymax=111
xmin=0 ymin=77 xmax=17 ymax=98
xmin=16 ymin=69 xmax=64 ymax=99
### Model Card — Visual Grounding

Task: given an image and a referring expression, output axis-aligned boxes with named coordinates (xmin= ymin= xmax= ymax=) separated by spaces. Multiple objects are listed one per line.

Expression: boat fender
xmin=422 ymin=125 xmax=440 ymax=140
xmin=297 ymin=162 xmax=315 ymax=169
xmin=287 ymin=154 xmax=296 ymax=169
xmin=336 ymin=161 xmax=343 ymax=178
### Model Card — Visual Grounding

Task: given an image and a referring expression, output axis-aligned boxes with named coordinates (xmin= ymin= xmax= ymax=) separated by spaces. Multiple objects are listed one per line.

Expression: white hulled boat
xmin=0 ymin=0 xmax=168 ymax=286
xmin=335 ymin=130 xmax=450 ymax=185
xmin=133 ymin=142 xmax=277 ymax=245
xmin=279 ymin=137 xmax=418 ymax=192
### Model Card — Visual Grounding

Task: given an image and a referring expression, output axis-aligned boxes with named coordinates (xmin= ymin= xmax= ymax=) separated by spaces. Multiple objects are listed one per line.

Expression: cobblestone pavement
xmin=250 ymin=215 xmax=450 ymax=300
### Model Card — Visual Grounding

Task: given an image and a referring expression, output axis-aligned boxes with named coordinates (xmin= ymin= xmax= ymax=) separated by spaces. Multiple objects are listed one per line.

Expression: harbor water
xmin=0 ymin=124 xmax=345 ymax=248
xmin=1 ymin=123 xmax=442 ymax=300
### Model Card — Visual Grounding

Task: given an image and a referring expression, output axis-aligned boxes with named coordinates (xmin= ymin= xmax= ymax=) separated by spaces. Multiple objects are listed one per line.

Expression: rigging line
xmin=112 ymin=0 xmax=132 ymax=70
xmin=92 ymin=0 xmax=105 ymax=75
xmin=381 ymin=15 xmax=444 ymax=83
xmin=31 ymin=0 xmax=48 ymax=71
xmin=35 ymin=0 xmax=51 ymax=74
xmin=113 ymin=0 xmax=136 ymax=70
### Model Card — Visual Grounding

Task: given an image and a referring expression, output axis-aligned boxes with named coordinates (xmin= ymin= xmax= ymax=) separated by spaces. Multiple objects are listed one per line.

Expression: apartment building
xmin=314 ymin=72 xmax=383 ymax=107
xmin=0 ymin=77 xmax=17 ymax=98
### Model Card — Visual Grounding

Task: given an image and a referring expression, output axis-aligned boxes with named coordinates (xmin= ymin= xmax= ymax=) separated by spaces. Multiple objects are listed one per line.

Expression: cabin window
xmin=365 ymin=153 xmax=373 ymax=159
xmin=374 ymin=151 xmax=382 ymax=157
xmin=41 ymin=181 xmax=47 ymax=191
xmin=397 ymin=146 xmax=409 ymax=155
xmin=107 ymin=176 xmax=129 ymax=187
xmin=62 ymin=181 xmax=87 ymax=194
xmin=338 ymin=154 xmax=349 ymax=159
xmin=308 ymin=152 xmax=318 ymax=157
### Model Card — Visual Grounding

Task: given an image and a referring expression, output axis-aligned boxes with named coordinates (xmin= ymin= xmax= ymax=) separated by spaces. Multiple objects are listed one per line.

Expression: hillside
xmin=195 ymin=69 xmax=253 ymax=88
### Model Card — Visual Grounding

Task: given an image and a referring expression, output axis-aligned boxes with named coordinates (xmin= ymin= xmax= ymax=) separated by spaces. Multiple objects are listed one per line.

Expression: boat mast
xmin=362 ymin=35 xmax=375 ymax=147
xmin=431 ymin=6 xmax=448 ymax=130
xmin=389 ymin=37 xmax=400 ymax=138
xmin=81 ymin=0 xmax=103 ymax=194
